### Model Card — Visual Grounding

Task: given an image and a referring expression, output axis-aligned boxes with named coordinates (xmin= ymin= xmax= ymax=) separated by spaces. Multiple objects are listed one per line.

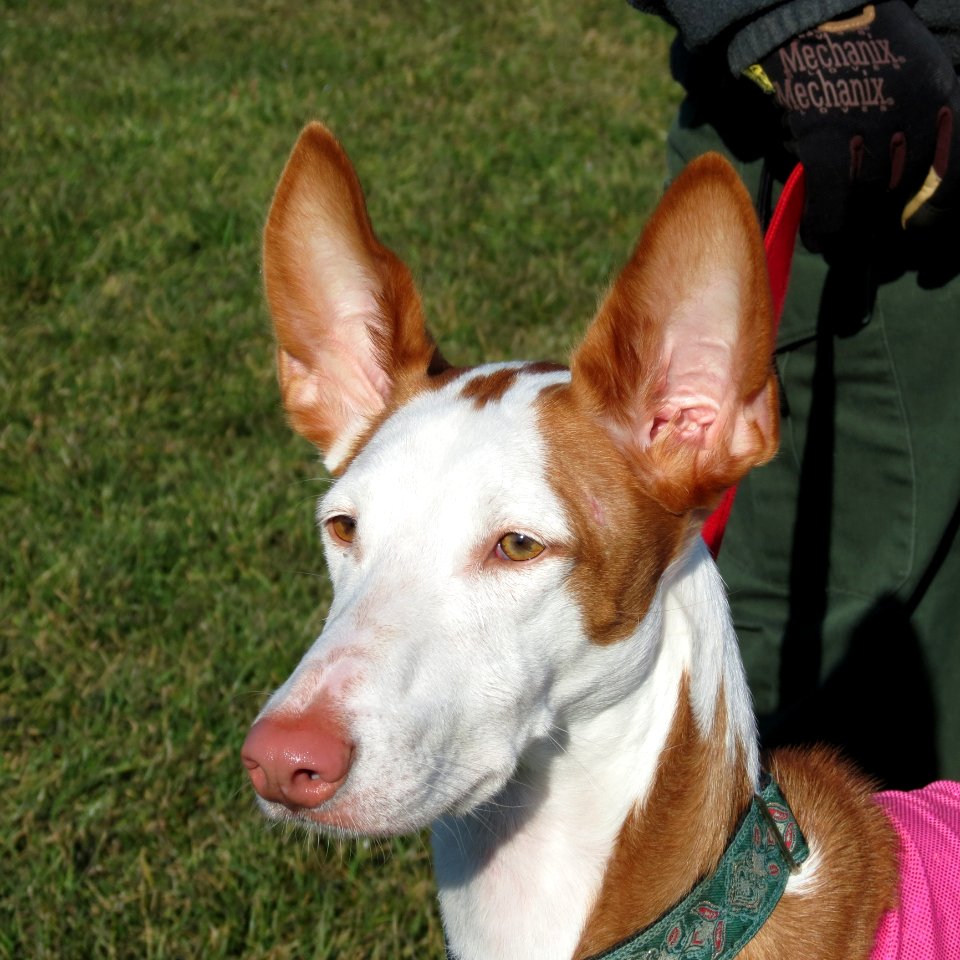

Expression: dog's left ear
xmin=571 ymin=154 xmax=779 ymax=515
xmin=263 ymin=123 xmax=444 ymax=473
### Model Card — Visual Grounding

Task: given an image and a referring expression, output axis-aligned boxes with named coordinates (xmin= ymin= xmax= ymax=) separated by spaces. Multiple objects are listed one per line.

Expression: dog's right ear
xmin=263 ymin=123 xmax=444 ymax=473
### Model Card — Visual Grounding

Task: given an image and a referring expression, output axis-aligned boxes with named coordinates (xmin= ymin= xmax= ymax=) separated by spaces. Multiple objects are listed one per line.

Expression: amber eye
xmin=327 ymin=515 xmax=357 ymax=544
xmin=497 ymin=532 xmax=545 ymax=562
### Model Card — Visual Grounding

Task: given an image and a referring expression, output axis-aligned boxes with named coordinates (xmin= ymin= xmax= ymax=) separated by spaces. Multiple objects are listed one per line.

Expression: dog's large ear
xmin=571 ymin=154 xmax=778 ymax=515
xmin=263 ymin=123 xmax=444 ymax=473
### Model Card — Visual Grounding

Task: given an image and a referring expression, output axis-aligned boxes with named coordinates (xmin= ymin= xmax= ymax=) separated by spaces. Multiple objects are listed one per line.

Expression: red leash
xmin=701 ymin=164 xmax=807 ymax=558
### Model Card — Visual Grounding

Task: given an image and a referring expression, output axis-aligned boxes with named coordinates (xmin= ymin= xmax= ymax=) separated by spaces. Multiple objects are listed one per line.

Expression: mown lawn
xmin=1 ymin=2 xmax=680 ymax=957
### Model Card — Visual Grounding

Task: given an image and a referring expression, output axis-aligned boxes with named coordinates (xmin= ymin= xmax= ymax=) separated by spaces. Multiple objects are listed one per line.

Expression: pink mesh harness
xmin=871 ymin=781 xmax=960 ymax=958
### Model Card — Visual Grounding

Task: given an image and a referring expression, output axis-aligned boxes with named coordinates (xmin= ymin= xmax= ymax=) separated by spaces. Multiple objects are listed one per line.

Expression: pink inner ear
xmin=649 ymin=404 xmax=721 ymax=445
xmin=644 ymin=280 xmax=740 ymax=451
xmin=282 ymin=323 xmax=389 ymax=417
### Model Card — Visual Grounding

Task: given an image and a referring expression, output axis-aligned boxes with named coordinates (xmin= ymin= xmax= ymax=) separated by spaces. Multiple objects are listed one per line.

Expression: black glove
xmin=745 ymin=1 xmax=960 ymax=251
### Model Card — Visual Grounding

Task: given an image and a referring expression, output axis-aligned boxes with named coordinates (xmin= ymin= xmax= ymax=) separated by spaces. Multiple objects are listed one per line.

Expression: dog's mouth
xmin=254 ymin=792 xmax=383 ymax=837
xmin=252 ymin=754 xmax=516 ymax=839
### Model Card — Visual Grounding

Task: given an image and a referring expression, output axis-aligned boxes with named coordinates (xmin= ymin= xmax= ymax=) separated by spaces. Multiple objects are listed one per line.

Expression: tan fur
xmin=537 ymin=380 xmax=691 ymax=646
xmin=740 ymin=749 xmax=899 ymax=960
xmin=575 ymin=732 xmax=899 ymax=958
xmin=575 ymin=682 xmax=752 ymax=957
xmin=460 ymin=367 xmax=523 ymax=408
xmin=460 ymin=362 xmax=567 ymax=409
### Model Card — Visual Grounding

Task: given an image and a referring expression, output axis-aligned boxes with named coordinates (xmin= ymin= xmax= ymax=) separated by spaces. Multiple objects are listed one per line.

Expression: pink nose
xmin=241 ymin=711 xmax=354 ymax=809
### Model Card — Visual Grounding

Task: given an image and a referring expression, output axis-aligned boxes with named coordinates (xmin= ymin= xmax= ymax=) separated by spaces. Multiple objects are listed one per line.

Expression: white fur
xmin=785 ymin=838 xmax=821 ymax=898
xmin=254 ymin=365 xmax=760 ymax=959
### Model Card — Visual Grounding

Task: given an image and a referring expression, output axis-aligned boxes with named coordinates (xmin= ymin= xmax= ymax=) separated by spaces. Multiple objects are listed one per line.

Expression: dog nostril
xmin=293 ymin=768 xmax=326 ymax=784
xmin=241 ymin=715 xmax=355 ymax=808
xmin=280 ymin=762 xmax=353 ymax=808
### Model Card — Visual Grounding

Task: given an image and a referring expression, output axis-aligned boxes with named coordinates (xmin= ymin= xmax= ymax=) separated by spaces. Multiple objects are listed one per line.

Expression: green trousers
xmin=666 ymin=69 xmax=960 ymax=788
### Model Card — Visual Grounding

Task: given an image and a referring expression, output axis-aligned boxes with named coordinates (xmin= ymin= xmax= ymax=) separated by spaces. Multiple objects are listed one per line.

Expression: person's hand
xmin=745 ymin=1 xmax=960 ymax=250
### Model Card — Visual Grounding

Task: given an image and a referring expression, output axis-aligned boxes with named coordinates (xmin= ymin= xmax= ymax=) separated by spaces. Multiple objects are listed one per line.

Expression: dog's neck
xmin=433 ymin=539 xmax=759 ymax=960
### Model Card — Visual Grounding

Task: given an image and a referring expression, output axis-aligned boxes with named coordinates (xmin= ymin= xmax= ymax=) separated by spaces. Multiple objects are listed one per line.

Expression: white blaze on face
xmin=265 ymin=363 xmax=593 ymax=834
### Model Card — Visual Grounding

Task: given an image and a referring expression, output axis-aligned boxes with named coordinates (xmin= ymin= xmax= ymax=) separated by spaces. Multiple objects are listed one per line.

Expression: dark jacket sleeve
xmin=917 ymin=0 xmax=960 ymax=65
xmin=627 ymin=0 xmax=897 ymax=72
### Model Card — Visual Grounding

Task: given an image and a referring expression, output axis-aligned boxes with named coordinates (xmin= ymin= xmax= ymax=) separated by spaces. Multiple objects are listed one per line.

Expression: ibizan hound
xmin=242 ymin=123 xmax=932 ymax=959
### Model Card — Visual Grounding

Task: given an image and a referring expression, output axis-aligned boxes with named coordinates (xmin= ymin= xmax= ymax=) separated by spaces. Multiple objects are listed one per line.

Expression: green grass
xmin=1 ymin=2 xmax=680 ymax=956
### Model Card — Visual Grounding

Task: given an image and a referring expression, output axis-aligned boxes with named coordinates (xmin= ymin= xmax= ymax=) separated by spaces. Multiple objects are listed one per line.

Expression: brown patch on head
xmin=460 ymin=367 xmax=522 ymax=409
xmin=537 ymin=381 xmax=691 ymax=646
xmin=575 ymin=679 xmax=752 ymax=957
xmin=459 ymin=361 xmax=567 ymax=410
xmin=334 ymin=360 xmax=568 ymax=476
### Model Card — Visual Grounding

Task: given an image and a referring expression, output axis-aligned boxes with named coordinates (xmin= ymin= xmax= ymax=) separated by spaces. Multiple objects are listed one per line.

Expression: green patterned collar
xmin=584 ymin=775 xmax=809 ymax=960
xmin=444 ymin=775 xmax=809 ymax=960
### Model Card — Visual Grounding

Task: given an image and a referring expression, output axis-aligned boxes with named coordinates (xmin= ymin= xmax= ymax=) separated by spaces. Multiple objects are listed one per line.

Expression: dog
xmin=242 ymin=123 xmax=960 ymax=959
